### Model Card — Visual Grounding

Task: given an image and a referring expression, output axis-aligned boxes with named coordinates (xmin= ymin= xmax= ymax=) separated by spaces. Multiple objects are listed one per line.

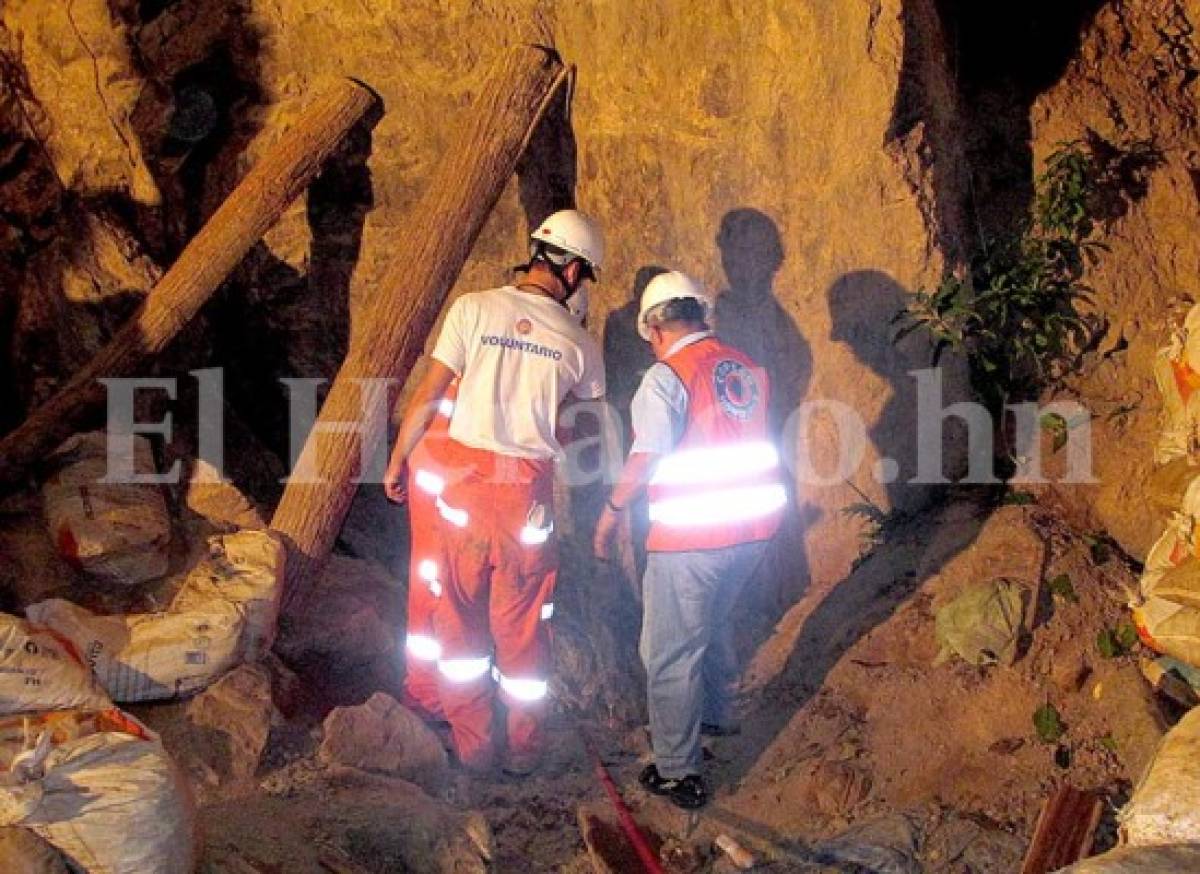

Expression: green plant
xmin=842 ymin=501 xmax=888 ymax=548
xmin=1097 ymin=623 xmax=1139 ymax=658
xmin=841 ymin=488 xmax=909 ymax=568
xmin=1083 ymin=532 xmax=1117 ymax=565
xmin=1047 ymin=573 xmax=1078 ymax=604
xmin=1040 ymin=412 xmax=1070 ymax=452
xmin=894 ymin=140 xmax=1117 ymax=410
xmin=1033 ymin=703 xmax=1065 ymax=744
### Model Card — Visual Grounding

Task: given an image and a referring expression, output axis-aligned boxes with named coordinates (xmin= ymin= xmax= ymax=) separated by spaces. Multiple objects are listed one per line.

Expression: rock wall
xmin=1031 ymin=0 xmax=1200 ymax=558
xmin=11 ymin=0 xmax=1192 ymax=580
xmin=0 ymin=1 xmax=990 ymax=600
xmin=115 ymin=0 xmax=967 ymax=595
xmin=559 ymin=0 xmax=971 ymax=590
xmin=5 ymin=0 xmax=1195 ymax=723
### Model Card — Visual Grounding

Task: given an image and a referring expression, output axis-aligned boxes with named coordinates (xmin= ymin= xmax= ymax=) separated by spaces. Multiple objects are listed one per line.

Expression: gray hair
xmin=645 ymin=297 xmax=708 ymax=332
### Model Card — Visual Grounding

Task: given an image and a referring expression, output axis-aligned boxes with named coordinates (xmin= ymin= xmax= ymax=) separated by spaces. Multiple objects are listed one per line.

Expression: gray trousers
xmin=640 ymin=541 xmax=767 ymax=778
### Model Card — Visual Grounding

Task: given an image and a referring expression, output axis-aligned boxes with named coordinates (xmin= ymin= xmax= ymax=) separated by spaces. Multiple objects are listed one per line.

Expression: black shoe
xmin=638 ymin=764 xmax=708 ymax=810
xmin=700 ymin=722 xmax=741 ymax=737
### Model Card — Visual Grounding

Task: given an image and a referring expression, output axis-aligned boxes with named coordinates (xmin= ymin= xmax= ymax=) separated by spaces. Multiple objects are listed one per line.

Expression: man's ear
xmin=564 ymin=259 xmax=582 ymax=289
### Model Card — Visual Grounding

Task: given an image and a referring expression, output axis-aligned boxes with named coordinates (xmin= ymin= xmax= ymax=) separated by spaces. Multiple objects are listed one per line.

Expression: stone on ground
xmin=0 ymin=827 xmax=69 ymax=874
xmin=202 ymin=767 xmax=490 ymax=873
xmin=274 ymin=554 xmax=400 ymax=702
xmin=319 ymin=692 xmax=448 ymax=791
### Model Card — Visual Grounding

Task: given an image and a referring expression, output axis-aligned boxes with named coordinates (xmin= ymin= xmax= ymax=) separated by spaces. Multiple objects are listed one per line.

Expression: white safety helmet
xmin=529 ymin=209 xmax=605 ymax=280
xmin=637 ymin=270 xmax=712 ymax=340
xmin=566 ymin=285 xmax=589 ymax=325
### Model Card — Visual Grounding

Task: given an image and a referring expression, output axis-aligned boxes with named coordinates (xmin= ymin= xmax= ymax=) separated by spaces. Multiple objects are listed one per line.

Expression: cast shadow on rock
xmin=716 ymin=269 xmax=991 ymax=790
xmin=599 ymin=265 xmax=667 ymax=599
xmin=827 ymin=270 xmax=926 ymax=514
xmin=713 ymin=208 xmax=812 ymax=650
xmin=213 ymin=107 xmax=380 ymax=487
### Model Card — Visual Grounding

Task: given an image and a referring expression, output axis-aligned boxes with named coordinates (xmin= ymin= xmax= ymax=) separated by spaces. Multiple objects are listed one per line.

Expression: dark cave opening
xmin=163 ymin=45 xmax=263 ymax=249
xmin=136 ymin=0 xmax=180 ymax=25
xmin=933 ymin=0 xmax=1109 ymax=239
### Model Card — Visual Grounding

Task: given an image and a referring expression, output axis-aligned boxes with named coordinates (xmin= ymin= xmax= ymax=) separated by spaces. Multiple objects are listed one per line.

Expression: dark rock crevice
xmin=892 ymin=0 xmax=1110 ymax=259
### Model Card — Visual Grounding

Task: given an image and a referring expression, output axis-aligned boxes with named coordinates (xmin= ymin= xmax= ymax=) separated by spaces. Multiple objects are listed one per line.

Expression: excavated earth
xmin=0 ymin=484 xmax=1167 ymax=872
xmin=1 ymin=0 xmax=1200 ymax=871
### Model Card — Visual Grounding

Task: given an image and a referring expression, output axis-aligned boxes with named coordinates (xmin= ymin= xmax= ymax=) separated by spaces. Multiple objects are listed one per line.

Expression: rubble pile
xmin=0 ymin=428 xmax=495 ymax=872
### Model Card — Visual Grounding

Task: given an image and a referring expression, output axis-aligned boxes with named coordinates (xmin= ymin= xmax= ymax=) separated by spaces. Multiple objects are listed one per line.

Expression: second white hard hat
xmin=637 ymin=271 xmax=712 ymax=340
xmin=530 ymin=209 xmax=605 ymax=276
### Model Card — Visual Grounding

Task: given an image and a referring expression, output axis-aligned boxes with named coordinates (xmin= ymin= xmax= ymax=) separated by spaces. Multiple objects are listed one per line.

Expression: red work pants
xmin=432 ymin=441 xmax=557 ymax=771
xmin=401 ymin=442 xmax=446 ymax=721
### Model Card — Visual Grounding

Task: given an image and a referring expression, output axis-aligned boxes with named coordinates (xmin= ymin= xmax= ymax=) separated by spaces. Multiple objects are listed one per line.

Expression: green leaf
xmin=841 ymin=502 xmax=887 ymax=525
xmin=1048 ymin=574 xmax=1077 ymax=604
xmin=1098 ymin=622 xmax=1139 ymax=658
xmin=1084 ymin=533 xmax=1113 ymax=565
xmin=1097 ymin=628 xmax=1118 ymax=659
xmin=1100 ymin=734 xmax=1119 ymax=752
xmin=1116 ymin=622 xmax=1139 ymax=652
xmin=1034 ymin=704 xmax=1065 ymax=744
xmin=1002 ymin=491 xmax=1036 ymax=506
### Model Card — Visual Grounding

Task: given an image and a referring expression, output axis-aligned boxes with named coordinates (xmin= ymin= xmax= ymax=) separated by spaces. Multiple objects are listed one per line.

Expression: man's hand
xmin=593 ymin=506 xmax=620 ymax=560
xmin=385 ymin=359 xmax=457 ymax=505
xmin=383 ymin=459 xmax=408 ymax=504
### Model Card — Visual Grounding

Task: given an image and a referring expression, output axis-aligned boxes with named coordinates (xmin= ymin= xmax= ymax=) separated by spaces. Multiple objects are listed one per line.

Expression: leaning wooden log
xmin=271 ymin=46 xmax=569 ymax=609
xmin=0 ymin=79 xmax=378 ymax=487
xmin=1020 ymin=784 xmax=1103 ymax=874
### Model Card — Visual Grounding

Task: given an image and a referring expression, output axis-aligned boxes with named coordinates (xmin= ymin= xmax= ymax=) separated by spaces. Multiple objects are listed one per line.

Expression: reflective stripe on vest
xmin=645 ymin=337 xmax=785 ymax=552
xmin=648 ymin=482 xmax=788 ymax=527
xmin=650 ymin=440 xmax=781 ymax=485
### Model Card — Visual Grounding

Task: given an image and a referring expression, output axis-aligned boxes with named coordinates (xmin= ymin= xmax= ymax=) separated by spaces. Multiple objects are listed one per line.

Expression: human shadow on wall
xmin=600 ymin=265 xmax=667 ymax=600
xmin=712 ymin=209 xmax=813 ymax=649
xmin=828 ymin=271 xmax=926 ymax=510
xmin=519 ymin=85 xmax=647 ymax=724
xmin=717 ymin=269 xmax=991 ymax=789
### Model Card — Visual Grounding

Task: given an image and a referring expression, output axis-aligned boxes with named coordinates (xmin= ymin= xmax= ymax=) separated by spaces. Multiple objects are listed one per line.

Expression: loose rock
xmin=0 ymin=827 xmax=69 ymax=874
xmin=184 ymin=663 xmax=278 ymax=784
xmin=319 ymin=692 xmax=448 ymax=791
xmin=275 ymin=555 xmax=399 ymax=701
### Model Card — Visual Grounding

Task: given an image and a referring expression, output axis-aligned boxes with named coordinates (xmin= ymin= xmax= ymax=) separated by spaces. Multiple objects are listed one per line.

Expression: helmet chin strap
xmin=516 ymin=251 xmax=581 ymax=309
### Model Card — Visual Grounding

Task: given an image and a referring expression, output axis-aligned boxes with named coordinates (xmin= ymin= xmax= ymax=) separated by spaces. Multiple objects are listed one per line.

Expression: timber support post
xmin=270 ymin=46 xmax=569 ymax=610
xmin=0 ymin=79 xmax=379 ymax=486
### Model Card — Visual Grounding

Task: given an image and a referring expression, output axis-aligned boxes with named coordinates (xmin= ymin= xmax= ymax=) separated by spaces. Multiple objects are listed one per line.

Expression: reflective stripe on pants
xmin=433 ymin=443 xmax=556 ymax=770
xmin=402 ymin=463 xmax=447 ymax=721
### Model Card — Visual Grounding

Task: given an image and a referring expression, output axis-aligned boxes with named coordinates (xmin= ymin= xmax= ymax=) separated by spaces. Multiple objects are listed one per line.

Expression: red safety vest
xmin=645 ymin=336 xmax=786 ymax=553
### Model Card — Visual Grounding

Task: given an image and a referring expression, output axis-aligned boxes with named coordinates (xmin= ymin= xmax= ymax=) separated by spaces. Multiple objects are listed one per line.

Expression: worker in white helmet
xmin=594 ymin=270 xmax=787 ymax=809
xmin=384 ymin=209 xmax=606 ymax=776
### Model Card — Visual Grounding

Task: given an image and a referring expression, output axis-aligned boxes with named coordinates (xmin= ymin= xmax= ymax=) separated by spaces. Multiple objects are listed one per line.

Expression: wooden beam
xmin=1020 ymin=784 xmax=1103 ymax=874
xmin=270 ymin=46 xmax=568 ymax=609
xmin=0 ymin=79 xmax=378 ymax=486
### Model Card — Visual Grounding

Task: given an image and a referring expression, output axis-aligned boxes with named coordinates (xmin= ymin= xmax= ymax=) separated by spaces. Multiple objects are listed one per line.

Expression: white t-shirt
xmin=431 ymin=286 xmax=605 ymax=459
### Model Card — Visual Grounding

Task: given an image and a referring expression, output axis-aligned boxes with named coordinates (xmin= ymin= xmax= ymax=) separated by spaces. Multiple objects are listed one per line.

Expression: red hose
xmin=591 ymin=751 xmax=666 ymax=874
